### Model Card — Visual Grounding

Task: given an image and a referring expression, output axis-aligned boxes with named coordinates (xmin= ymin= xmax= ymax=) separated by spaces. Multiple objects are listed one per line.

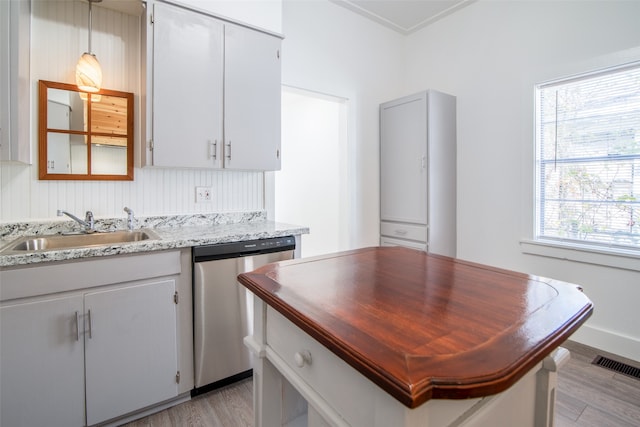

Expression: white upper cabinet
xmin=168 ymin=0 xmax=283 ymax=34
xmin=150 ymin=1 xmax=224 ymax=168
xmin=224 ymin=23 xmax=282 ymax=171
xmin=143 ymin=0 xmax=282 ymax=171
xmin=0 ymin=0 xmax=30 ymax=164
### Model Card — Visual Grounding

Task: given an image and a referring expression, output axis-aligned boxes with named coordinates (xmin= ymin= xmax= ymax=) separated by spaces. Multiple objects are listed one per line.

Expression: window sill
xmin=520 ymin=239 xmax=640 ymax=272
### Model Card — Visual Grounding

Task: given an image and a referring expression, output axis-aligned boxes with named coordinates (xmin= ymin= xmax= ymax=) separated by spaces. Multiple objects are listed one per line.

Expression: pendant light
xmin=76 ymin=0 xmax=103 ymax=93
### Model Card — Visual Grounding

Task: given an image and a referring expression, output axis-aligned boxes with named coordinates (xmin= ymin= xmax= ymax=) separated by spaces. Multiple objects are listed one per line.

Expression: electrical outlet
xmin=195 ymin=186 xmax=212 ymax=203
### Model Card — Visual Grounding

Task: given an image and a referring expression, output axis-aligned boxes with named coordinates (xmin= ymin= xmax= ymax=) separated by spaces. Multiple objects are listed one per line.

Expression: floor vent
xmin=592 ymin=355 xmax=640 ymax=380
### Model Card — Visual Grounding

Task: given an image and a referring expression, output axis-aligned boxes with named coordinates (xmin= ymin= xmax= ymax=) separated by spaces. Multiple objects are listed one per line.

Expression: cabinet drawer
xmin=266 ymin=307 xmax=378 ymax=426
xmin=1 ymin=250 xmax=182 ymax=301
xmin=380 ymin=236 xmax=426 ymax=251
xmin=380 ymin=221 xmax=426 ymax=242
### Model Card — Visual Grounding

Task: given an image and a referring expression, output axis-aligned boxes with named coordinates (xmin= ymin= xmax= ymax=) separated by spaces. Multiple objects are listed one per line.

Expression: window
xmin=535 ymin=63 xmax=640 ymax=252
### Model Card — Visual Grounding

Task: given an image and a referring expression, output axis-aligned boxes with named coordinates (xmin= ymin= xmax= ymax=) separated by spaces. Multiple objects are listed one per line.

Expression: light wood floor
xmin=122 ymin=341 xmax=640 ymax=427
xmin=556 ymin=341 xmax=640 ymax=426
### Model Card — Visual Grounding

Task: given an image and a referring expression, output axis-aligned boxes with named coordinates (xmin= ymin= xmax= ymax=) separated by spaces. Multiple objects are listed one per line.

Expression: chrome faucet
xmin=57 ymin=209 xmax=95 ymax=233
xmin=123 ymin=207 xmax=135 ymax=231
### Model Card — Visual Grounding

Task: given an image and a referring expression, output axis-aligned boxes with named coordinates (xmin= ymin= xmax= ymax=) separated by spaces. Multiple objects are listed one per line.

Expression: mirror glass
xmin=39 ymin=80 xmax=134 ymax=180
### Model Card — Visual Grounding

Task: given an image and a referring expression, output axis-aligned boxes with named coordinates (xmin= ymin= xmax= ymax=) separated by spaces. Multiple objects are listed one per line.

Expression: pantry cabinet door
xmin=380 ymin=94 xmax=428 ymax=224
xmin=84 ymin=280 xmax=178 ymax=426
xmin=151 ymin=1 xmax=224 ymax=168
xmin=224 ymin=24 xmax=282 ymax=171
xmin=0 ymin=295 xmax=85 ymax=427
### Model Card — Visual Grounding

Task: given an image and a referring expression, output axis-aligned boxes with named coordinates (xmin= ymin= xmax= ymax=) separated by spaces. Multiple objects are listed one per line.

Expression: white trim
xmin=569 ymin=324 xmax=640 ymax=363
xmin=520 ymin=238 xmax=640 ymax=272
xmin=537 ymin=59 xmax=640 ymax=88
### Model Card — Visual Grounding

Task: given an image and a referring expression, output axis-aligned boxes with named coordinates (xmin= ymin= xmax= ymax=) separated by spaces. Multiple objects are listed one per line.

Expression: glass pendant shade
xmin=76 ymin=52 xmax=102 ymax=93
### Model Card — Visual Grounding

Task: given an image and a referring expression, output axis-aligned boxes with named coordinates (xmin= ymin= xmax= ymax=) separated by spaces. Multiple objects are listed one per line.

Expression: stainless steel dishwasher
xmin=192 ymin=236 xmax=295 ymax=395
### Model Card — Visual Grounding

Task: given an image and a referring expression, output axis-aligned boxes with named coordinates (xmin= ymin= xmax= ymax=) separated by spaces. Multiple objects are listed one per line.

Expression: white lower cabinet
xmin=84 ymin=280 xmax=178 ymax=425
xmin=1 ymin=295 xmax=86 ymax=427
xmin=0 ymin=251 xmax=186 ymax=427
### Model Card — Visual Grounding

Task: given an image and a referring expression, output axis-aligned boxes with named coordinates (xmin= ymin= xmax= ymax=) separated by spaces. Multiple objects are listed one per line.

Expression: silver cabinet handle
xmin=87 ymin=309 xmax=93 ymax=339
xmin=75 ymin=311 xmax=80 ymax=341
xmin=226 ymin=141 xmax=231 ymax=160
xmin=208 ymin=140 xmax=217 ymax=160
xmin=394 ymin=229 xmax=408 ymax=236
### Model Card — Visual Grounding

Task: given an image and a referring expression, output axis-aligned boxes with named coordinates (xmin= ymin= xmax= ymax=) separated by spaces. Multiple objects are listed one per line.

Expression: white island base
xmin=245 ymin=305 xmax=570 ymax=427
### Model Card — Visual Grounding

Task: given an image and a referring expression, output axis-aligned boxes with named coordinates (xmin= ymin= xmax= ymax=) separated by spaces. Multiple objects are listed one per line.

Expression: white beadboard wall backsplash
xmin=1 ymin=163 xmax=265 ymax=221
xmin=0 ymin=1 xmax=265 ymax=222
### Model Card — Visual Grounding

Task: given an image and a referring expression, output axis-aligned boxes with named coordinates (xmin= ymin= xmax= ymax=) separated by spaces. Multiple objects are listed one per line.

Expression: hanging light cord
xmin=87 ymin=0 xmax=102 ymax=54
xmin=88 ymin=0 xmax=93 ymax=54
xmin=554 ymin=90 xmax=558 ymax=171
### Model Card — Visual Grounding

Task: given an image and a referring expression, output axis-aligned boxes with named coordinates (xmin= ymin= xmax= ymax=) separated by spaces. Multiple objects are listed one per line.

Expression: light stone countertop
xmin=0 ymin=211 xmax=309 ymax=268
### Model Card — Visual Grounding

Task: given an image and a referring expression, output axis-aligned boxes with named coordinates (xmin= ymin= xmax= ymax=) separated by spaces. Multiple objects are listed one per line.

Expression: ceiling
xmin=329 ymin=0 xmax=475 ymax=35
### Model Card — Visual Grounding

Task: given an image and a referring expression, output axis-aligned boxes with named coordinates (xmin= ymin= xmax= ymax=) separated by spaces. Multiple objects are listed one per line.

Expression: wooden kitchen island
xmin=238 ymin=247 xmax=593 ymax=427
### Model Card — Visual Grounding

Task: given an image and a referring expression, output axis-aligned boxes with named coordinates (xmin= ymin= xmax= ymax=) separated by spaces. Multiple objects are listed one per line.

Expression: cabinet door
xmin=151 ymin=1 xmax=223 ymax=168
xmin=0 ymin=0 xmax=7 ymax=159
xmin=1 ymin=295 xmax=85 ymax=427
xmin=0 ymin=0 xmax=29 ymax=163
xmin=380 ymin=94 xmax=428 ymax=224
xmin=224 ymin=24 xmax=282 ymax=171
xmin=84 ymin=280 xmax=178 ymax=426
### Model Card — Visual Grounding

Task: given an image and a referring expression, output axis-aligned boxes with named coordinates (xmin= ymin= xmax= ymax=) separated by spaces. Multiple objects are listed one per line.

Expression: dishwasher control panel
xmin=193 ymin=236 xmax=296 ymax=262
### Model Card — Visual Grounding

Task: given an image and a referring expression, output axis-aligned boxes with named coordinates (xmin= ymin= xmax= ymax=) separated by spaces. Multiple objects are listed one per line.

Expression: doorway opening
xmin=276 ymin=87 xmax=349 ymax=258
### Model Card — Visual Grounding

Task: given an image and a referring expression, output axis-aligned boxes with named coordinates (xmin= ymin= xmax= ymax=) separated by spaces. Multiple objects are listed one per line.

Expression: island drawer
xmin=265 ymin=307 xmax=380 ymax=426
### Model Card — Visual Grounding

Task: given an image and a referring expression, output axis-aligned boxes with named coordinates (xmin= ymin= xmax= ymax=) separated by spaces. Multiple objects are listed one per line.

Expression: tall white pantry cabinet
xmin=379 ymin=90 xmax=456 ymax=257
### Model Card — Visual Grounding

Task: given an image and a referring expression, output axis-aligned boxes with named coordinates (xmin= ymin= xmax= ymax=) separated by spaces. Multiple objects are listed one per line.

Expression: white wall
xmin=276 ymin=88 xmax=349 ymax=258
xmin=0 ymin=0 xmax=264 ymax=222
xmin=404 ymin=0 xmax=640 ymax=360
xmin=280 ymin=0 xmax=405 ymax=249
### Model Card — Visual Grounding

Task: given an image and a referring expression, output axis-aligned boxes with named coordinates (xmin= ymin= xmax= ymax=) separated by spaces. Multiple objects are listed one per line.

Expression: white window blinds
xmin=535 ymin=63 xmax=640 ymax=250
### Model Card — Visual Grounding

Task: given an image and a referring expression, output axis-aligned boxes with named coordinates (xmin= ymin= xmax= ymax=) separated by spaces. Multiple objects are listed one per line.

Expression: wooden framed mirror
xmin=38 ymin=80 xmax=134 ymax=180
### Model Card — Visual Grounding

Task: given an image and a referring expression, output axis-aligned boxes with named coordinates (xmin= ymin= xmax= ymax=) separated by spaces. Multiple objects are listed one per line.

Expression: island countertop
xmin=237 ymin=246 xmax=593 ymax=409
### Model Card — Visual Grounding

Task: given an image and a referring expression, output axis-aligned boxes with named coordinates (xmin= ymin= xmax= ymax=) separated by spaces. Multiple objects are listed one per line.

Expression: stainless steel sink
xmin=0 ymin=229 xmax=159 ymax=254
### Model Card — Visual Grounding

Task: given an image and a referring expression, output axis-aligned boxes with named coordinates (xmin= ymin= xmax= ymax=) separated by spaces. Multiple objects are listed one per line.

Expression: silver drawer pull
xmin=394 ymin=229 xmax=408 ymax=236
xmin=294 ymin=350 xmax=312 ymax=368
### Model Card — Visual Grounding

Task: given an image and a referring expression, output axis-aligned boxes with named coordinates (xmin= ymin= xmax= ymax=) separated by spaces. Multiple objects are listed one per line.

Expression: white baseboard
xmin=570 ymin=324 xmax=640 ymax=362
